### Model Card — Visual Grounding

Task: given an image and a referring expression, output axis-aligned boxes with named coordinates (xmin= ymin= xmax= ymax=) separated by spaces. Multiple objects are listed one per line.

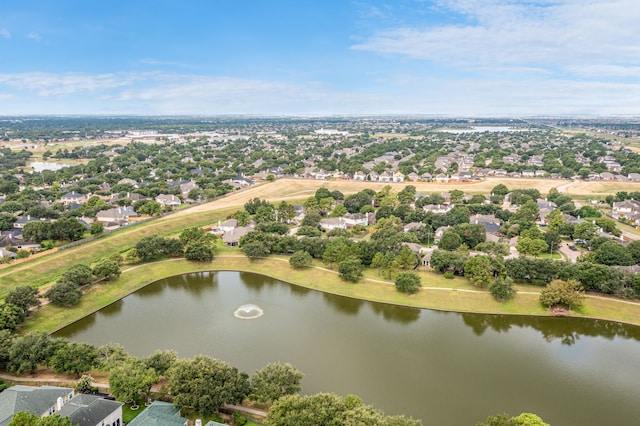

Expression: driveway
xmin=558 ymin=241 xmax=582 ymax=263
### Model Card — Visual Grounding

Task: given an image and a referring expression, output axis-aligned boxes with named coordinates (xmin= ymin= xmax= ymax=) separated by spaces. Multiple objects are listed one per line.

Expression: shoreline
xmin=37 ymin=255 xmax=640 ymax=335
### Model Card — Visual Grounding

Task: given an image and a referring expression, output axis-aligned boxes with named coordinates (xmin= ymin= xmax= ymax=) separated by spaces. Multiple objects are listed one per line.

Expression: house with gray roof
xmin=127 ymin=401 xmax=187 ymax=426
xmin=0 ymin=385 xmax=74 ymax=426
xmin=57 ymin=393 xmax=123 ymax=426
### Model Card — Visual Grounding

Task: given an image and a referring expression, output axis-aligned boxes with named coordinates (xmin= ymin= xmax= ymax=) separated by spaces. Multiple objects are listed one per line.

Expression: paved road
xmin=558 ymin=241 xmax=582 ymax=263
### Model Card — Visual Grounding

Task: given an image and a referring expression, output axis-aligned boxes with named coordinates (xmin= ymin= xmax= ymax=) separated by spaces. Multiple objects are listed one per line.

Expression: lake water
xmin=28 ymin=161 xmax=72 ymax=172
xmin=55 ymin=271 xmax=640 ymax=425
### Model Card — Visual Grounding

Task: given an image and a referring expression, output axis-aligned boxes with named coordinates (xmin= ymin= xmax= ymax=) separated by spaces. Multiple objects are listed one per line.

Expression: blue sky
xmin=1 ymin=0 xmax=639 ymax=116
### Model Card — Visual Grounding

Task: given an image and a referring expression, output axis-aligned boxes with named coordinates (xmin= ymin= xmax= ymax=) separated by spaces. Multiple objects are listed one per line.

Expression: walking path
xmin=209 ymin=255 xmax=640 ymax=307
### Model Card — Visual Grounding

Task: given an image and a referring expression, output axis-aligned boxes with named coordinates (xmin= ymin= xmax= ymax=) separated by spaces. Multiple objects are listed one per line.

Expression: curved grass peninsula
xmin=1 ymin=177 xmax=640 ymax=333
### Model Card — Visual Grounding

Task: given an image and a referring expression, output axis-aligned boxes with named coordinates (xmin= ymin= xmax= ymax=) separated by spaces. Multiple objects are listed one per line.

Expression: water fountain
xmin=233 ymin=304 xmax=264 ymax=319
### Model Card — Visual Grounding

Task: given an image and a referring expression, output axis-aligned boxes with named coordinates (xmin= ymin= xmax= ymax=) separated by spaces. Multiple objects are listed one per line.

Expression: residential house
xmin=155 ymin=194 xmax=181 ymax=208
xmin=471 ymin=214 xmax=502 ymax=233
xmin=0 ymin=230 xmax=41 ymax=251
xmin=423 ymin=204 xmax=452 ymax=214
xmin=61 ymin=191 xmax=88 ymax=206
xmin=117 ymin=178 xmax=138 ymax=188
xmin=179 ymin=180 xmax=199 ymax=199
xmin=13 ymin=215 xmax=47 ymax=229
xmin=434 ymin=226 xmax=451 ymax=243
xmin=435 ymin=173 xmax=449 ymax=183
xmin=403 ymin=222 xmax=426 ymax=233
xmin=57 ymin=394 xmax=123 ymax=426
xmin=0 ymin=385 xmax=75 ymax=425
xmin=342 ymin=213 xmax=368 ymax=228
xmin=353 ymin=171 xmax=367 ymax=181
xmin=222 ymin=226 xmax=252 ymax=246
xmin=628 ymin=173 xmax=640 ymax=182
xmin=407 ymin=172 xmax=420 ymax=182
xmin=522 ymin=169 xmax=535 ymax=178
xmin=401 ymin=242 xmax=428 ymax=256
xmin=612 ymin=200 xmax=640 ymax=220
xmin=95 ymin=206 xmax=137 ymax=226
xmin=127 ymin=401 xmax=187 ymax=426
xmin=319 ymin=217 xmax=347 ymax=232
xmin=420 ymin=173 xmax=432 ymax=182
xmin=392 ymin=171 xmax=405 ymax=183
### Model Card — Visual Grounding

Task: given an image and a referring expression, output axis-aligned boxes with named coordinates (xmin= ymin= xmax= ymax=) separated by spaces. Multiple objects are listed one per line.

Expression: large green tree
xmin=49 ymin=340 xmax=99 ymax=376
xmin=109 ymin=359 xmax=159 ymax=403
xmin=4 ymin=286 xmax=40 ymax=315
xmin=464 ymin=256 xmax=494 ymax=288
xmin=540 ymin=279 xmax=584 ymax=311
xmin=168 ymin=355 xmax=250 ymax=415
xmin=250 ymin=362 xmax=304 ymax=403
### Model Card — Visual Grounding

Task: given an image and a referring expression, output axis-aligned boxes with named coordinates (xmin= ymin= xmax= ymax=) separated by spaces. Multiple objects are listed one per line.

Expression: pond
xmin=55 ymin=271 xmax=640 ymax=425
xmin=28 ymin=161 xmax=73 ymax=172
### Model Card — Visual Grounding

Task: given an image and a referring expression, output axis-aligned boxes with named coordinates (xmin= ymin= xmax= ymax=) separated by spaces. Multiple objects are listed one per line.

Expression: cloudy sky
xmin=1 ymin=0 xmax=639 ymax=116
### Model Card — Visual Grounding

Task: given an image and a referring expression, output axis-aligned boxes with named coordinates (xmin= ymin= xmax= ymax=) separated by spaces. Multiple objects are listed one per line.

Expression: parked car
xmin=569 ymin=245 xmax=577 ymax=251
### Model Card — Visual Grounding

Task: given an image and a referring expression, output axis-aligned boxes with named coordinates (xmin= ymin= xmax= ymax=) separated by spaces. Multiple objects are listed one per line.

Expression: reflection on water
xmin=55 ymin=271 xmax=640 ymax=426
xmin=461 ymin=313 xmax=640 ymax=345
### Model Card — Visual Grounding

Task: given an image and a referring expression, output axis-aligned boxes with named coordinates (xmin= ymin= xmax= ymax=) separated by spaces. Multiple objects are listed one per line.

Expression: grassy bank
xmin=23 ymin=254 xmax=640 ymax=334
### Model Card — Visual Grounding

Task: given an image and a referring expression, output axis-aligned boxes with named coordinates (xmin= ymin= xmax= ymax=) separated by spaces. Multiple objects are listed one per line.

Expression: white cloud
xmin=0 ymin=28 xmax=10 ymax=39
xmin=27 ymin=32 xmax=41 ymax=42
xmin=352 ymin=0 xmax=640 ymax=76
xmin=0 ymin=71 xmax=639 ymax=116
xmin=0 ymin=72 xmax=138 ymax=96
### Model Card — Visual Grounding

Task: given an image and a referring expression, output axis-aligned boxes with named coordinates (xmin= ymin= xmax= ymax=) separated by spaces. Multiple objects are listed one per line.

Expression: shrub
xmin=444 ymin=271 xmax=454 ymax=279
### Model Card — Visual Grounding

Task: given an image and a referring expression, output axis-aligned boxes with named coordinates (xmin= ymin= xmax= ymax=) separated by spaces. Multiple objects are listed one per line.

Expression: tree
xmin=184 ymin=240 xmax=214 ymax=262
xmin=49 ymin=341 xmax=99 ymax=376
xmin=338 ymin=256 xmax=364 ymax=282
xmin=516 ymin=237 xmax=548 ymax=257
xmin=45 ymin=281 xmax=82 ymax=307
xmin=489 ymin=276 xmax=516 ymax=302
xmin=75 ymin=374 xmax=95 ymax=393
xmin=331 ymin=203 xmax=348 ymax=218
xmin=61 ymin=264 xmax=93 ymax=286
xmin=593 ymin=241 xmax=634 ymax=266
xmin=266 ymin=393 xmax=422 ymax=426
xmin=168 ymin=355 xmax=250 ymax=415
xmin=540 ymin=279 xmax=584 ymax=311
xmin=179 ymin=226 xmax=209 ymax=246
xmin=90 ymin=221 xmax=104 ymax=236
xmin=289 ymin=250 xmax=313 ymax=269
xmin=464 ymin=256 xmax=494 ymax=288
xmin=109 ymin=359 xmax=159 ymax=403
xmin=137 ymin=200 xmax=162 ymax=216
xmin=9 ymin=413 xmax=71 ymax=426
xmin=438 ymin=230 xmax=462 ymax=251
xmin=491 ymin=184 xmax=509 ymax=196
xmin=136 ymin=235 xmax=168 ymax=260
xmin=5 ymin=285 xmax=40 ymax=315
xmin=0 ymin=303 xmax=25 ymax=332
xmin=476 ymin=412 xmax=548 ymax=426
xmin=0 ymin=329 xmax=16 ymax=371
xmin=7 ymin=332 xmax=53 ymax=374
xmin=276 ymin=201 xmax=296 ymax=222
xmin=395 ymin=246 xmax=418 ymax=270
xmin=573 ymin=221 xmax=598 ymax=243
xmin=250 ymin=362 xmax=304 ymax=403
xmin=395 ymin=272 xmax=422 ymax=294
xmin=144 ymin=349 xmax=178 ymax=376
xmin=92 ymin=259 xmax=121 ymax=280
xmin=242 ymin=241 xmax=270 ymax=261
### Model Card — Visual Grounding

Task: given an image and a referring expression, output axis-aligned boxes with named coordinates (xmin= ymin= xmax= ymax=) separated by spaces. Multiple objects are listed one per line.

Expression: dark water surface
xmin=55 ymin=271 xmax=640 ymax=425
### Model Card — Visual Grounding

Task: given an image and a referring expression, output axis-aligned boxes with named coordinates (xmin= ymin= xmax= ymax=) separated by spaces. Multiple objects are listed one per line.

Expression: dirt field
xmin=174 ymin=177 xmax=574 ymax=217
